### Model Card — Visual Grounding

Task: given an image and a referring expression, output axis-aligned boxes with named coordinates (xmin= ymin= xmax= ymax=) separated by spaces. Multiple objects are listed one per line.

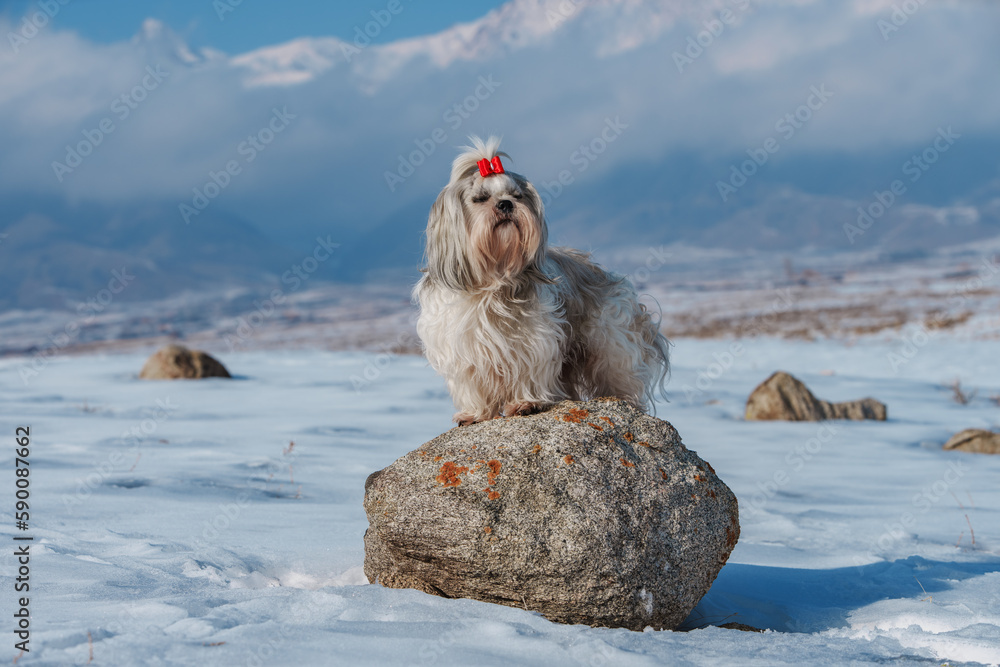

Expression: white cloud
xmin=0 ymin=0 xmax=997 ymax=242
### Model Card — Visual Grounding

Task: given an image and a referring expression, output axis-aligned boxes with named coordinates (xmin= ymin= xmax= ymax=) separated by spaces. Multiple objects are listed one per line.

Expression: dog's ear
xmin=519 ymin=177 xmax=546 ymax=227
xmin=518 ymin=176 xmax=549 ymax=260
xmin=517 ymin=176 xmax=547 ymax=231
xmin=425 ymin=186 xmax=476 ymax=291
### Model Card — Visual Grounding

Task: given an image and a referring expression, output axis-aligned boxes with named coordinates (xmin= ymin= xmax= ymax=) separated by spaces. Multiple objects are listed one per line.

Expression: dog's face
xmin=425 ymin=141 xmax=547 ymax=290
xmin=461 ymin=171 xmax=545 ymax=281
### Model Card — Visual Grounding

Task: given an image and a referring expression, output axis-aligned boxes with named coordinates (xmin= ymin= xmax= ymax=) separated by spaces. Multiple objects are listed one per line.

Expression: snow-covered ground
xmin=2 ymin=336 xmax=999 ymax=666
xmin=2 ymin=245 xmax=998 ymax=363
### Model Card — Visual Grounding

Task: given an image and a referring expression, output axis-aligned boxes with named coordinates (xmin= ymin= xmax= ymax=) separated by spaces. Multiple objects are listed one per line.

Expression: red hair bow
xmin=477 ymin=156 xmax=504 ymax=177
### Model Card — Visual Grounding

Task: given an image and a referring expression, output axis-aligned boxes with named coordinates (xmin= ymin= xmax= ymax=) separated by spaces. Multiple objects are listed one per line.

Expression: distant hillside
xmin=0 ymin=198 xmax=320 ymax=310
xmin=2 ymin=0 xmax=1000 ymax=308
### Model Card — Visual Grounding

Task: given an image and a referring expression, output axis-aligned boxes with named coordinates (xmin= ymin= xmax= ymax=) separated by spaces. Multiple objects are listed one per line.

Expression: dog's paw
xmin=453 ymin=412 xmax=479 ymax=426
xmin=503 ymin=401 xmax=540 ymax=417
xmin=454 ymin=410 xmax=504 ymax=425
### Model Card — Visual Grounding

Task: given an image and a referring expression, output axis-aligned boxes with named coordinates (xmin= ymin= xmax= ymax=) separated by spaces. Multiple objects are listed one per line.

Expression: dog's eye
xmin=472 ymin=195 xmax=489 ymax=203
xmin=513 ymin=193 xmax=523 ymax=200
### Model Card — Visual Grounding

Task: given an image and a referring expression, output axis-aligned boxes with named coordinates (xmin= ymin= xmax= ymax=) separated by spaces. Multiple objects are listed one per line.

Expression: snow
xmin=228 ymin=0 xmax=709 ymax=88
xmin=2 ymin=337 xmax=999 ymax=666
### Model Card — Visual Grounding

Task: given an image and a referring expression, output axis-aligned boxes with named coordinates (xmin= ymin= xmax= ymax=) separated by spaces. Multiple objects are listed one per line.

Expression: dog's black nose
xmin=496 ymin=199 xmax=513 ymax=214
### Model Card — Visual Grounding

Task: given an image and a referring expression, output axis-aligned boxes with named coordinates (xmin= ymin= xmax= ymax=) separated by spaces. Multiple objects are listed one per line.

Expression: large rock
xmin=745 ymin=371 xmax=886 ymax=421
xmin=943 ymin=429 xmax=1000 ymax=454
xmin=363 ymin=398 xmax=739 ymax=631
xmin=138 ymin=344 xmax=231 ymax=380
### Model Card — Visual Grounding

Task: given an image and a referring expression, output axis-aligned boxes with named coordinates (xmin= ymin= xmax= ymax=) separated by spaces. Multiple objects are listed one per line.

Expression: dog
xmin=414 ymin=136 xmax=669 ymax=425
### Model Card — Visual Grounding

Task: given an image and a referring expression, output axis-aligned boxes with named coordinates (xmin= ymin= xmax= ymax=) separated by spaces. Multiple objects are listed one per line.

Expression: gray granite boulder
xmin=363 ymin=398 xmax=739 ymax=631
xmin=139 ymin=344 xmax=231 ymax=380
xmin=745 ymin=371 xmax=886 ymax=421
xmin=943 ymin=429 xmax=1000 ymax=454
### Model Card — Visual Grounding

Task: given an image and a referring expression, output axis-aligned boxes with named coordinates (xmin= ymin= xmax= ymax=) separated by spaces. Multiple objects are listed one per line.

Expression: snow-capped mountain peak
xmin=228 ymin=0 xmax=706 ymax=88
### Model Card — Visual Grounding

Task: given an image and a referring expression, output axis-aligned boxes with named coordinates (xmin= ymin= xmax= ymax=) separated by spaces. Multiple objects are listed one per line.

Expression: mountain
xmin=0 ymin=198 xmax=317 ymax=310
xmin=1 ymin=0 xmax=999 ymax=309
xmin=229 ymin=0 xmax=709 ymax=88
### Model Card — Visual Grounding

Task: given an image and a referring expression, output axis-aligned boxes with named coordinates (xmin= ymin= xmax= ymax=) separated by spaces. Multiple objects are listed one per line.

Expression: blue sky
xmin=1 ymin=0 xmax=507 ymax=53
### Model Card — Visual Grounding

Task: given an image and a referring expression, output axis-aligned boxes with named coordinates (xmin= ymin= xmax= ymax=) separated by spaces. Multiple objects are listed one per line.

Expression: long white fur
xmin=414 ymin=136 xmax=670 ymax=425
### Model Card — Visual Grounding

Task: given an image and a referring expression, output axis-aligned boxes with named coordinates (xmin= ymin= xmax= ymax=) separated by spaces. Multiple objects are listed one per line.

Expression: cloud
xmin=0 ymin=0 xmax=997 ymax=245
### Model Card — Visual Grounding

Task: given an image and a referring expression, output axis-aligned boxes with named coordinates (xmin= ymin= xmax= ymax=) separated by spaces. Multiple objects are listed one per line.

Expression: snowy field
xmin=2 ymin=336 xmax=999 ymax=666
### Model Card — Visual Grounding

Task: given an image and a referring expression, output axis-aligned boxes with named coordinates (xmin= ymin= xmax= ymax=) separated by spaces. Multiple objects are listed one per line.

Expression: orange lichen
xmin=435 ymin=461 xmax=468 ymax=487
xmin=561 ymin=408 xmax=590 ymax=423
xmin=434 ymin=456 xmax=443 ymax=462
xmin=704 ymin=461 xmax=716 ymax=475
xmin=531 ymin=444 xmax=541 ymax=454
xmin=637 ymin=441 xmax=650 ymax=448
xmin=486 ymin=460 xmax=501 ymax=485
xmin=660 ymin=468 xmax=668 ymax=480
xmin=563 ymin=454 xmax=575 ymax=465
xmin=417 ymin=451 xmax=426 ymax=457
xmin=694 ymin=474 xmax=707 ymax=483
xmin=484 ymin=526 xmax=492 ymax=534
xmin=707 ymin=489 xmax=717 ymax=499
xmin=485 ymin=489 xmax=500 ymax=500
xmin=619 ymin=457 xmax=635 ymax=468
xmin=600 ymin=416 xmax=614 ymax=427
xmin=587 ymin=422 xmax=604 ymax=431
xmin=623 ymin=432 xmax=634 ymax=442
xmin=472 ymin=445 xmax=478 ymax=450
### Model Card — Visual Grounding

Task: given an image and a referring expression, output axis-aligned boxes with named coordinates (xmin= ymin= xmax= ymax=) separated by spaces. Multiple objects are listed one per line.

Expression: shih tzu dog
xmin=414 ymin=136 xmax=669 ymax=425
